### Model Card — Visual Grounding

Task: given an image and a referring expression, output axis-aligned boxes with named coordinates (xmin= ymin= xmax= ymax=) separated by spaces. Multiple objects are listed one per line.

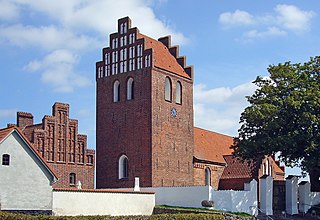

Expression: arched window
xmin=205 ymin=167 xmax=211 ymax=186
xmin=69 ymin=173 xmax=76 ymax=185
xmin=119 ymin=155 xmax=128 ymax=179
xmin=176 ymin=81 xmax=182 ymax=104
xmin=127 ymin=78 xmax=134 ymax=100
xmin=164 ymin=77 xmax=172 ymax=101
xmin=113 ymin=80 xmax=120 ymax=102
xmin=2 ymin=154 xmax=10 ymax=166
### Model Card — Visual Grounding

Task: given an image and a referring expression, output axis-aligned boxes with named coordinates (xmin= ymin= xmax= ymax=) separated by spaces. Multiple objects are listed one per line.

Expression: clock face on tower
xmin=171 ymin=107 xmax=177 ymax=117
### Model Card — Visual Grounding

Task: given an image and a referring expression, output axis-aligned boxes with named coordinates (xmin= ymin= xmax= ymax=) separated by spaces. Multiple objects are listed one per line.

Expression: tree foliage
xmin=232 ymin=56 xmax=320 ymax=178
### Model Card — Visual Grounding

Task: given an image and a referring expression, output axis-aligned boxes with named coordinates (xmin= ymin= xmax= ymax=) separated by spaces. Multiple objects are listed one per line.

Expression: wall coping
xmin=53 ymin=188 xmax=155 ymax=194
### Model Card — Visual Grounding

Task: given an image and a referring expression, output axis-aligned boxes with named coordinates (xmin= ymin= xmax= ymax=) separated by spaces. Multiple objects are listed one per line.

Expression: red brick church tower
xmin=96 ymin=17 xmax=194 ymax=188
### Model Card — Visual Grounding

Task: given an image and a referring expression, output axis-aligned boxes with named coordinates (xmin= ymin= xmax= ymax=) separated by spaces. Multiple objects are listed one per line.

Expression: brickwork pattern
xmin=193 ymin=162 xmax=225 ymax=190
xmin=151 ymin=68 xmax=194 ymax=186
xmin=16 ymin=102 xmax=95 ymax=189
xmin=96 ymin=68 xmax=153 ymax=188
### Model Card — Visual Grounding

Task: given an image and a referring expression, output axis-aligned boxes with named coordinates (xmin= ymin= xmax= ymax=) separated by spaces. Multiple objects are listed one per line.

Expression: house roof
xmin=0 ymin=126 xmax=58 ymax=181
xmin=0 ymin=126 xmax=12 ymax=142
xmin=138 ymin=33 xmax=191 ymax=79
xmin=220 ymin=155 xmax=285 ymax=180
xmin=194 ymin=127 xmax=234 ymax=164
xmin=220 ymin=155 xmax=262 ymax=179
xmin=270 ymin=156 xmax=285 ymax=174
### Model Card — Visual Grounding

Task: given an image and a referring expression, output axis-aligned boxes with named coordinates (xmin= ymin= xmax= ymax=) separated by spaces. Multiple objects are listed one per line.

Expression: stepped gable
xmin=96 ymin=16 xmax=193 ymax=80
xmin=194 ymin=127 xmax=233 ymax=164
xmin=138 ymin=33 xmax=192 ymax=79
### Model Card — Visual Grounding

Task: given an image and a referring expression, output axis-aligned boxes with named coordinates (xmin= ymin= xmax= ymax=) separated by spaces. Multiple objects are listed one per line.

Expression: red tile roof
xmin=218 ymin=155 xmax=285 ymax=190
xmin=221 ymin=155 xmax=261 ymax=179
xmin=0 ymin=126 xmax=13 ymax=142
xmin=194 ymin=127 xmax=234 ymax=164
xmin=138 ymin=33 xmax=191 ymax=79
xmin=272 ymin=157 xmax=286 ymax=174
xmin=0 ymin=126 xmax=58 ymax=181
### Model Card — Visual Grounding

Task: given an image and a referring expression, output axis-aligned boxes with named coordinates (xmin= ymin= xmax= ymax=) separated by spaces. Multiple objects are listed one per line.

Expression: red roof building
xmin=95 ymin=17 xmax=285 ymax=189
xmin=193 ymin=127 xmax=285 ymax=190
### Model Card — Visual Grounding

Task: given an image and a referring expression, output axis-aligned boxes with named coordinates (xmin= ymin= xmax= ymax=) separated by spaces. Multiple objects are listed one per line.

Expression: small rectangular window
xmin=105 ymin=53 xmax=110 ymax=65
xmin=69 ymin=173 xmax=76 ymax=185
xmin=137 ymin=44 xmax=143 ymax=57
xmin=129 ymin=59 xmax=135 ymax=71
xmin=112 ymin=38 xmax=118 ymax=49
xmin=129 ymin=33 xmax=135 ymax=44
xmin=2 ymin=154 xmax=10 ymax=166
xmin=137 ymin=57 xmax=142 ymax=69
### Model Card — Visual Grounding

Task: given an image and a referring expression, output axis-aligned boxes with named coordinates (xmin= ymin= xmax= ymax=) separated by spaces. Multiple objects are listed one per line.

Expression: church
xmin=95 ymin=17 xmax=285 ymax=189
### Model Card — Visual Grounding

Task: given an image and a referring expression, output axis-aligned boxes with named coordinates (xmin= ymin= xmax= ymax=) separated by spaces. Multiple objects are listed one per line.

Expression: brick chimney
xmin=17 ymin=112 xmax=34 ymax=129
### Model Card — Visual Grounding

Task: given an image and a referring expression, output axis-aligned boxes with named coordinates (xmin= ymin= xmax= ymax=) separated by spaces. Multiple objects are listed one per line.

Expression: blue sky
xmin=1 ymin=0 xmax=319 ymax=179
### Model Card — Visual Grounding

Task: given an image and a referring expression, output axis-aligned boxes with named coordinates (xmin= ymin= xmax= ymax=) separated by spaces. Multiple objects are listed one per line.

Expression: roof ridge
xmin=0 ymin=126 xmax=58 ymax=181
xmin=194 ymin=127 xmax=234 ymax=138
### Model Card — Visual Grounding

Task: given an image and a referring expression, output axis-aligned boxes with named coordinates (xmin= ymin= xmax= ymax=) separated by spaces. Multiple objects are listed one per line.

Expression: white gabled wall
xmin=52 ymin=190 xmax=155 ymax=216
xmin=0 ymin=132 xmax=53 ymax=211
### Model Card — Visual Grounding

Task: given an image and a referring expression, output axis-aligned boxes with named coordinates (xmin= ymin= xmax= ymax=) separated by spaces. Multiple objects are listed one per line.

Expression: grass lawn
xmin=0 ymin=206 xmax=254 ymax=220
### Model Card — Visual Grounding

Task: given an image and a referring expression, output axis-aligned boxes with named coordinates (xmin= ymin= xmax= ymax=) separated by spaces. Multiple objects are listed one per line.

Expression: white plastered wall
xmin=0 ymin=132 xmax=53 ymax=211
xmin=52 ymin=190 xmax=155 ymax=216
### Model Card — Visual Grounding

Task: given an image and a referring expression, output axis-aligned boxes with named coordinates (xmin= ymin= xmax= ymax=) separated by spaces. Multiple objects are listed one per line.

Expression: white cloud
xmin=219 ymin=4 xmax=315 ymax=41
xmin=275 ymin=4 xmax=315 ymax=32
xmin=9 ymin=0 xmax=187 ymax=45
xmin=244 ymin=26 xmax=287 ymax=39
xmin=0 ymin=25 xmax=100 ymax=51
xmin=24 ymin=50 xmax=92 ymax=93
xmin=0 ymin=0 xmax=19 ymax=20
xmin=194 ymin=82 xmax=256 ymax=136
xmin=1 ymin=0 xmax=188 ymax=93
xmin=219 ymin=10 xmax=255 ymax=27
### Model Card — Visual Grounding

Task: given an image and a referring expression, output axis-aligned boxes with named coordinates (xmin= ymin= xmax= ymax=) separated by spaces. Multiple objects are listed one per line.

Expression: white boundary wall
xmin=286 ymin=176 xmax=298 ymax=215
xmin=140 ymin=186 xmax=211 ymax=208
xmin=260 ymin=176 xmax=273 ymax=216
xmin=138 ymin=180 xmax=258 ymax=215
xmin=52 ymin=189 xmax=155 ymax=216
xmin=299 ymin=181 xmax=320 ymax=213
xmin=212 ymin=180 xmax=258 ymax=215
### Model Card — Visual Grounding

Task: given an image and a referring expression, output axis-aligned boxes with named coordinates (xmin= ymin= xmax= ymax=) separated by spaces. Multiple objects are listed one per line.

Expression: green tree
xmin=232 ymin=56 xmax=320 ymax=191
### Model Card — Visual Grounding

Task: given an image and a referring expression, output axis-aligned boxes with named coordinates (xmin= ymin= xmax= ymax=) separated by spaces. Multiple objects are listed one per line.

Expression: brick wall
xmin=193 ymin=162 xmax=225 ymax=189
xmin=51 ymin=163 xmax=94 ymax=188
xmin=96 ymin=68 xmax=153 ymax=188
xmin=16 ymin=102 xmax=95 ymax=189
xmin=151 ymin=68 xmax=194 ymax=186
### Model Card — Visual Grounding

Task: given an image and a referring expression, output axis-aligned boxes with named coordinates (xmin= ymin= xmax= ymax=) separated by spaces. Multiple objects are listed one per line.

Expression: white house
xmin=0 ymin=126 xmax=57 ymax=214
